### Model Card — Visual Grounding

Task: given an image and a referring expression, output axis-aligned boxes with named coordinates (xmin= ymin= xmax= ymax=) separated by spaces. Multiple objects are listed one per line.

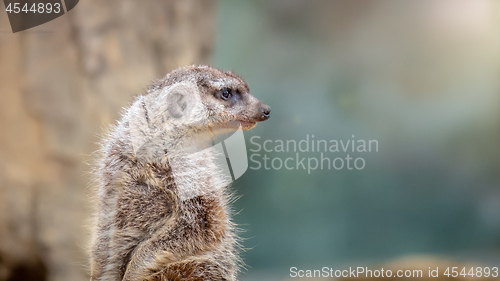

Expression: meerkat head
xmin=150 ymin=65 xmax=271 ymax=132
xmin=129 ymin=66 xmax=270 ymax=163
xmin=197 ymin=67 xmax=271 ymax=131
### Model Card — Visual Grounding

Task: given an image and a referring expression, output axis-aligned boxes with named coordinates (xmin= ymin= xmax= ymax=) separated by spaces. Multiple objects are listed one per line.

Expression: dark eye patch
xmin=215 ymin=87 xmax=243 ymax=107
xmin=221 ymin=88 xmax=232 ymax=100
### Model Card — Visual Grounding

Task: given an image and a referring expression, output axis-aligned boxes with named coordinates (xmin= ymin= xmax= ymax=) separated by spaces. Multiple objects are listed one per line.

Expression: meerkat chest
xmin=168 ymin=144 xmax=232 ymax=201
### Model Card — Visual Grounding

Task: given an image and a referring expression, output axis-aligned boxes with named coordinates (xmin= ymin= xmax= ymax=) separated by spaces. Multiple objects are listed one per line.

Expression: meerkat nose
xmin=260 ymin=105 xmax=271 ymax=120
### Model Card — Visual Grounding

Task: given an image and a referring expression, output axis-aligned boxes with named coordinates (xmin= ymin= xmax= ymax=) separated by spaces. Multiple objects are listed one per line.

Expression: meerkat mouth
xmin=210 ymin=117 xmax=257 ymax=131
xmin=224 ymin=118 xmax=257 ymax=131
xmin=237 ymin=120 xmax=257 ymax=130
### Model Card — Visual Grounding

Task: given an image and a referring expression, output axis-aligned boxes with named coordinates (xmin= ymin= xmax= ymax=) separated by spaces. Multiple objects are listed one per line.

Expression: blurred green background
xmin=210 ymin=1 xmax=500 ymax=280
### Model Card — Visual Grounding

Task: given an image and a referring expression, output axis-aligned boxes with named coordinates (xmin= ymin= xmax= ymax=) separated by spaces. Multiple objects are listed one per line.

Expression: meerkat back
xmin=90 ymin=65 xmax=271 ymax=281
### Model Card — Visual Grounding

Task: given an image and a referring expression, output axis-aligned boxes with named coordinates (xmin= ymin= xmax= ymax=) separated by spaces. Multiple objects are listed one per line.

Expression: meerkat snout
xmin=260 ymin=103 xmax=271 ymax=120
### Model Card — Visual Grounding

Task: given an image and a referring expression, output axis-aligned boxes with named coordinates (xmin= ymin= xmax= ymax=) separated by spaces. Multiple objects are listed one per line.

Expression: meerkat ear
xmin=167 ymin=92 xmax=188 ymax=118
xmin=164 ymin=81 xmax=202 ymax=120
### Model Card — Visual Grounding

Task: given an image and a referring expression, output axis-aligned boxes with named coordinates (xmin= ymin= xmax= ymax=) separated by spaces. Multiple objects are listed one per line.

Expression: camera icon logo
xmin=129 ymin=81 xmax=250 ymax=200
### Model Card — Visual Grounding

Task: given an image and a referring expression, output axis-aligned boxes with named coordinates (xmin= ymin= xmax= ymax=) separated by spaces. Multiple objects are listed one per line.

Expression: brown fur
xmin=90 ymin=66 xmax=270 ymax=281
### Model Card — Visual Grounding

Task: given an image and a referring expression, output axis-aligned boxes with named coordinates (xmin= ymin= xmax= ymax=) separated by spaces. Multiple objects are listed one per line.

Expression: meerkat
xmin=90 ymin=65 xmax=271 ymax=281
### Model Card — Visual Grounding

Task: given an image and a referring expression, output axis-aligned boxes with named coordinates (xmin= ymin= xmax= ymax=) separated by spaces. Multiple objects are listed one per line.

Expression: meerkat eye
xmin=221 ymin=88 xmax=232 ymax=100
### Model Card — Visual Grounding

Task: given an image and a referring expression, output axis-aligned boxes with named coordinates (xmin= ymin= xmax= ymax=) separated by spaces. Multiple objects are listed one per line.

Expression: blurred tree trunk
xmin=0 ymin=1 xmax=216 ymax=280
